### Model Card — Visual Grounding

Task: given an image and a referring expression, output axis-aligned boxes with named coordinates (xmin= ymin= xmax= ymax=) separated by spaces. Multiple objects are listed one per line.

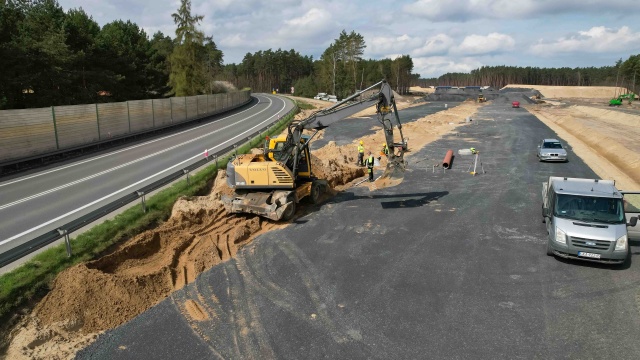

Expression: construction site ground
xmin=6 ymin=87 xmax=640 ymax=359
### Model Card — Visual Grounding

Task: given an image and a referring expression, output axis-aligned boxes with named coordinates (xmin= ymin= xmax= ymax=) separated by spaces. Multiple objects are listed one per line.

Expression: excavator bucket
xmin=378 ymin=155 xmax=406 ymax=187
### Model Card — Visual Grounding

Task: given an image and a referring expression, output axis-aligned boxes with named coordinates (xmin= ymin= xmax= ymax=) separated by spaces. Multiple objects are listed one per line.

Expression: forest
xmin=417 ymin=60 xmax=640 ymax=91
xmin=1 ymin=0 xmax=638 ymax=110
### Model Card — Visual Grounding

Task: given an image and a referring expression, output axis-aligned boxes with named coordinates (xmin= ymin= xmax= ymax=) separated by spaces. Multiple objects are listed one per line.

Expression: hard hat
xmin=359 ymin=141 xmax=363 ymax=145
xmin=382 ymin=143 xmax=386 ymax=146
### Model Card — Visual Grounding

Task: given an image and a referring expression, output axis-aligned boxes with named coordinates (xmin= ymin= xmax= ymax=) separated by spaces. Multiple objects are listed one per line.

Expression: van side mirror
xmin=628 ymin=216 xmax=638 ymax=227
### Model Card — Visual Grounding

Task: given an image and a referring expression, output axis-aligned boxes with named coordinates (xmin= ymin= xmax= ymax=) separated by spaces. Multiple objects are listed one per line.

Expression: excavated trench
xmin=6 ymin=100 xmax=484 ymax=360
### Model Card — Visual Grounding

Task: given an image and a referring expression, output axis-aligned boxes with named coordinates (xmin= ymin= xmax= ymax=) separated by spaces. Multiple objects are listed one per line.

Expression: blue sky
xmin=58 ymin=0 xmax=640 ymax=78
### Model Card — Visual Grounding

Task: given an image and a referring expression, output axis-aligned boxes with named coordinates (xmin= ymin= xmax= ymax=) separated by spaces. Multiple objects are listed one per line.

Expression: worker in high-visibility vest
xmin=364 ymin=152 xmax=375 ymax=181
xmin=378 ymin=143 xmax=389 ymax=161
xmin=357 ymin=140 xmax=365 ymax=166
xmin=470 ymin=147 xmax=478 ymax=154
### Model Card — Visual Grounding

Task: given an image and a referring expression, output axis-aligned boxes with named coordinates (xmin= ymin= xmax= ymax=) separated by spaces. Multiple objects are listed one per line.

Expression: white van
xmin=542 ymin=177 xmax=639 ymax=264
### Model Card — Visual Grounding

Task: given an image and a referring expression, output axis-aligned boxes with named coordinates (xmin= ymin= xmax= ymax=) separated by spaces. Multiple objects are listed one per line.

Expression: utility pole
xmin=614 ymin=66 xmax=621 ymax=98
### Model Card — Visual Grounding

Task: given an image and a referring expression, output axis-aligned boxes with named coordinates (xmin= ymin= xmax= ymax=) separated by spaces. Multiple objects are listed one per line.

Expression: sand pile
xmin=5 ymin=134 xmax=380 ymax=359
xmin=6 ymin=171 xmax=285 ymax=359
xmin=6 ymin=98 xmax=483 ymax=359
xmin=409 ymin=86 xmax=435 ymax=94
xmin=315 ymin=100 xmax=483 ymax=190
xmin=503 ymin=85 xmax=630 ymax=99
xmin=526 ymin=103 xmax=640 ymax=190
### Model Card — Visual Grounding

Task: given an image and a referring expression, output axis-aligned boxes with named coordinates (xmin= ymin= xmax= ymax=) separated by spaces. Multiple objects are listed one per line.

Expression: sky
xmin=57 ymin=0 xmax=640 ymax=78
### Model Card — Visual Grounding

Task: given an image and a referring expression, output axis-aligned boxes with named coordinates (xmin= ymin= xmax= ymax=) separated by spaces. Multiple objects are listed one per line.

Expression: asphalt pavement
xmin=79 ymin=95 xmax=640 ymax=359
xmin=0 ymin=94 xmax=293 ymax=259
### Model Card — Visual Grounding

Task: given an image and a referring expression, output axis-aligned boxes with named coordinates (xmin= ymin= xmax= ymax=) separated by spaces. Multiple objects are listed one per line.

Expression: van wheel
xmin=546 ymin=240 xmax=554 ymax=256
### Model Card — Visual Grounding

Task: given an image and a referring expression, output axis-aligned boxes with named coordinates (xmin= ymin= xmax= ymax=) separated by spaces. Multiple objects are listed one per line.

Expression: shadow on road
xmin=329 ymin=191 xmax=449 ymax=209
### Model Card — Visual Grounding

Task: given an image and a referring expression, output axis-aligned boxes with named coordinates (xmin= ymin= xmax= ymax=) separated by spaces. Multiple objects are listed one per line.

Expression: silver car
xmin=537 ymin=138 xmax=567 ymax=162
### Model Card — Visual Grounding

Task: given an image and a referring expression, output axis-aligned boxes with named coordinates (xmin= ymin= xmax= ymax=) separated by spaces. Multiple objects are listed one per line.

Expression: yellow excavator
xmin=221 ymin=80 xmax=407 ymax=221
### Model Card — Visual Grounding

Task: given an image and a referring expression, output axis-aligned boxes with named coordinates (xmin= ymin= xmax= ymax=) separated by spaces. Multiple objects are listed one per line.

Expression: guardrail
xmin=0 ymin=91 xmax=251 ymax=167
xmin=0 ymin=104 xmax=298 ymax=268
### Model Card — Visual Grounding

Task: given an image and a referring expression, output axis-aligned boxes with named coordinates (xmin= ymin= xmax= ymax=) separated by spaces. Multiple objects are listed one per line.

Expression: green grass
xmin=294 ymin=99 xmax=316 ymax=110
xmin=0 ymin=107 xmax=298 ymax=321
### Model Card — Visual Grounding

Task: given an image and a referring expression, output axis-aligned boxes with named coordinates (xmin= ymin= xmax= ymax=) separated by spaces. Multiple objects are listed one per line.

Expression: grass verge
xmin=0 ymin=106 xmax=298 ymax=324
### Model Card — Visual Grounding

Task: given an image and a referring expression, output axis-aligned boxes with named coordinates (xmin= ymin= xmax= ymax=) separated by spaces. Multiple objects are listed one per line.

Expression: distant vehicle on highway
xmin=537 ymin=138 xmax=567 ymax=162
xmin=512 ymin=101 xmax=520 ymax=108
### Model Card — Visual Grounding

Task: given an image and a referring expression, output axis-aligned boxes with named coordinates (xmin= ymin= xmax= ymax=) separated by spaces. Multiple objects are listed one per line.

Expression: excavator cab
xmin=264 ymin=135 xmax=311 ymax=178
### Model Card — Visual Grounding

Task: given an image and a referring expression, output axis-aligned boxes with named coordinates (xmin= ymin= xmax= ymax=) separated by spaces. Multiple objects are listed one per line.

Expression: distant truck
xmin=542 ymin=176 xmax=639 ymax=264
xmin=512 ymin=101 xmax=520 ymax=108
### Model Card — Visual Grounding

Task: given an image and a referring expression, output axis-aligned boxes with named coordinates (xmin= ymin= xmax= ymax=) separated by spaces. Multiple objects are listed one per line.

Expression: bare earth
xmin=6 ymin=85 xmax=640 ymax=359
xmin=503 ymin=84 xmax=630 ymax=99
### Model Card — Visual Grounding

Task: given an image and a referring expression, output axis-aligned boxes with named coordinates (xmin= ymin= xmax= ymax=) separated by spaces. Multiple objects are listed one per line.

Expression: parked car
xmin=537 ymin=138 xmax=568 ymax=162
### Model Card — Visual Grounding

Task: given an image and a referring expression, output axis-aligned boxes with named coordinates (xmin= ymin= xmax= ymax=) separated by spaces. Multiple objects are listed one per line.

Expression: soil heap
xmin=6 ymin=99 xmax=483 ymax=359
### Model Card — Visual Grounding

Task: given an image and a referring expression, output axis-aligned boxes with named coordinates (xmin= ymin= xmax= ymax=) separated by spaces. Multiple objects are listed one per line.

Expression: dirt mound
xmin=7 ymin=171 xmax=284 ymax=359
xmin=526 ymin=104 xmax=640 ymax=190
xmin=503 ymin=85 xmax=630 ymax=99
xmin=409 ymin=86 xmax=435 ymax=94
xmin=6 ymin=98 xmax=484 ymax=359
xmin=330 ymin=100 xmax=483 ymax=190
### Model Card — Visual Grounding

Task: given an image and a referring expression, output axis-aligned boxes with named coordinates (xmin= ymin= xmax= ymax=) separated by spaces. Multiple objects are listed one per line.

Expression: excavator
xmin=221 ymin=79 xmax=407 ymax=221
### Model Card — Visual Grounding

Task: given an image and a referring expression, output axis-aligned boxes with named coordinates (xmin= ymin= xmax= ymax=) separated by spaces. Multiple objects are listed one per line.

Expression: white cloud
xmin=403 ymin=0 xmax=640 ymax=22
xmin=452 ymin=33 xmax=515 ymax=55
xmin=368 ymin=34 xmax=424 ymax=56
xmin=412 ymin=34 xmax=455 ymax=56
xmin=530 ymin=26 xmax=640 ymax=55
xmin=277 ymin=8 xmax=335 ymax=39
xmin=413 ymin=56 xmax=484 ymax=78
xmin=55 ymin=0 xmax=640 ymax=77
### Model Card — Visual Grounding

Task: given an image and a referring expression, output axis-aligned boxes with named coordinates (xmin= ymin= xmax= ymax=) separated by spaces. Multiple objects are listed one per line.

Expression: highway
xmin=0 ymin=93 xmax=294 ymax=260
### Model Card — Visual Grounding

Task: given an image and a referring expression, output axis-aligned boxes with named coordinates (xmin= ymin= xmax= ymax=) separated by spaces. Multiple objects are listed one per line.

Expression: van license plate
xmin=578 ymin=252 xmax=601 ymax=259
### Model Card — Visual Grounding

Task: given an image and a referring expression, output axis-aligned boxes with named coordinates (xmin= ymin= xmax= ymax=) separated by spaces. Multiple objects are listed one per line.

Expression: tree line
xmin=0 ymin=0 xmax=222 ymax=109
xmin=3 ymin=0 xmax=638 ymax=109
xmin=415 ymin=55 xmax=640 ymax=93
xmin=220 ymin=30 xmax=418 ymax=100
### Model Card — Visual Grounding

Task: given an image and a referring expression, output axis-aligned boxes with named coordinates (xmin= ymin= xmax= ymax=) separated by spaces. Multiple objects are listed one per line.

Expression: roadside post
xmin=57 ymin=229 xmax=72 ymax=257
xmin=137 ymin=191 xmax=146 ymax=213
xmin=184 ymin=169 xmax=190 ymax=185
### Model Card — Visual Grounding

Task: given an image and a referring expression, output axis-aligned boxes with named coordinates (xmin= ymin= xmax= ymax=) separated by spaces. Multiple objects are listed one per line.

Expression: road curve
xmin=0 ymin=94 xmax=295 ymax=256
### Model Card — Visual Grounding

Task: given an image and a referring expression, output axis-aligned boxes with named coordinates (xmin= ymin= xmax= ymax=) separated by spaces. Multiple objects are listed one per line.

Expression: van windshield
xmin=554 ymin=194 xmax=624 ymax=223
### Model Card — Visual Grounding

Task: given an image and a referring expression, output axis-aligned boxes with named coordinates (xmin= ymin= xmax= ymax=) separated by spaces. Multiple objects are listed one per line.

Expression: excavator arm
xmin=222 ymin=79 xmax=407 ymax=221
xmin=280 ymin=79 xmax=406 ymax=181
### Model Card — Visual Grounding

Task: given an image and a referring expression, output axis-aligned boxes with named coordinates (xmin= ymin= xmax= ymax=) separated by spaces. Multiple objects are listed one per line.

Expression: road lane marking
xmin=0 ymin=96 xmax=277 ymax=210
xmin=0 ymin=97 xmax=293 ymax=211
xmin=0 ymin=97 xmax=288 ymax=245
xmin=0 ymin=94 xmax=278 ymax=188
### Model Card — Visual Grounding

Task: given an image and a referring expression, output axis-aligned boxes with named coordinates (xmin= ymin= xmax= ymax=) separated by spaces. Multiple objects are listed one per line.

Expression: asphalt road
xmin=0 ymin=94 xmax=294 ymax=257
xmin=80 ymin=95 xmax=640 ymax=359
